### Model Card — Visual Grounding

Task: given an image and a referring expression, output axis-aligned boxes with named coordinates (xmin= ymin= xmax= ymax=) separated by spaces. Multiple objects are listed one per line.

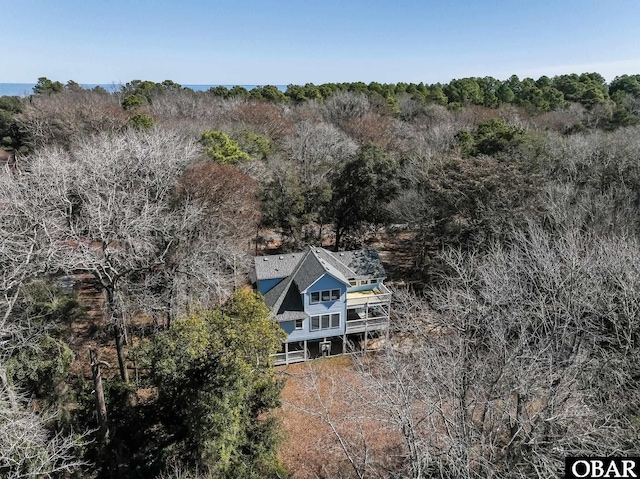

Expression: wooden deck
xmin=273 ymin=329 xmax=388 ymax=366
xmin=346 ymin=283 xmax=391 ymax=307
xmin=274 ymin=349 xmax=307 ymax=365
xmin=345 ymin=316 xmax=388 ymax=333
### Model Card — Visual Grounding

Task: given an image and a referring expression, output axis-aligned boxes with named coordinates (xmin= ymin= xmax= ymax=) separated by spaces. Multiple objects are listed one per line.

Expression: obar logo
xmin=566 ymin=458 xmax=639 ymax=478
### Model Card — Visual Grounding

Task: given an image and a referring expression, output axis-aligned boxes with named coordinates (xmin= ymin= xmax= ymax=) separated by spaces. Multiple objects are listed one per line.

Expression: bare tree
xmin=169 ymin=161 xmax=261 ymax=311
xmin=0 ymin=156 xmax=86 ymax=478
xmin=0 ymin=153 xmax=69 ymax=389
xmin=227 ymin=100 xmax=292 ymax=141
xmin=0 ymin=128 xmax=262 ymax=477
xmin=352 ymin=226 xmax=640 ymax=478
xmin=285 ymin=120 xmax=357 ymax=190
xmin=281 ymin=361 xmax=402 ymax=479
xmin=324 ymin=91 xmax=371 ymax=125
xmin=291 ymin=365 xmax=372 ymax=479
xmin=15 ymin=90 xmax=128 ymax=150
xmin=540 ymin=125 xmax=640 ymax=237
xmin=90 ymin=348 xmax=109 ymax=443
xmin=0 ymin=388 xmax=87 ymax=478
xmin=17 ymin=129 xmax=203 ymax=381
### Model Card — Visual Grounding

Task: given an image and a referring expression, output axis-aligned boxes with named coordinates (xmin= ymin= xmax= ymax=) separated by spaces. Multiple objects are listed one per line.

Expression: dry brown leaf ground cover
xmin=276 ymin=355 xmax=404 ymax=478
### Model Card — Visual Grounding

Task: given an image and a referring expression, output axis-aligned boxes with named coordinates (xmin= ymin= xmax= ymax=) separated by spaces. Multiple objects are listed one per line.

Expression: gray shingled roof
xmin=262 ymin=249 xmax=314 ymax=322
xmin=255 ymin=246 xmax=386 ymax=321
xmin=274 ymin=282 xmax=307 ymax=321
xmin=254 ymin=252 xmax=306 ymax=280
xmin=340 ymin=249 xmax=386 ymax=279
xmin=292 ymin=251 xmax=329 ymax=292
xmin=314 ymin=248 xmax=355 ymax=281
xmin=263 ymin=276 xmax=291 ymax=310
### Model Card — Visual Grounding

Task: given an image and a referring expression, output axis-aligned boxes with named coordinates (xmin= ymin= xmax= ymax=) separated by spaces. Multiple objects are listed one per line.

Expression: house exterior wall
xmin=279 ymin=320 xmax=297 ymax=336
xmin=257 ymin=277 xmax=284 ymax=295
xmin=280 ymin=317 xmax=324 ymax=342
xmin=276 ymin=276 xmax=389 ymax=343
xmin=278 ymin=274 xmax=348 ymax=342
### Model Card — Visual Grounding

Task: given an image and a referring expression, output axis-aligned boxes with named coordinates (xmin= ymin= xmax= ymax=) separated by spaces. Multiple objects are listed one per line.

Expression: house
xmin=252 ymin=246 xmax=391 ymax=365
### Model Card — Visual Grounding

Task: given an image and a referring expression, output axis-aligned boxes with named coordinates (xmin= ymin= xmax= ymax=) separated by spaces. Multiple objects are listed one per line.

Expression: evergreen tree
xmin=331 ymin=145 xmax=399 ymax=250
xmin=201 ymin=130 xmax=251 ymax=164
xmin=138 ymin=290 xmax=286 ymax=478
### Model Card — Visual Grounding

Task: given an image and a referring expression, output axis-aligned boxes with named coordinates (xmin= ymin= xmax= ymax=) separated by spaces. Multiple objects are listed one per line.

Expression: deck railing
xmin=346 ymin=283 xmax=392 ymax=308
xmin=273 ymin=349 xmax=307 ymax=366
xmin=345 ymin=316 xmax=389 ymax=333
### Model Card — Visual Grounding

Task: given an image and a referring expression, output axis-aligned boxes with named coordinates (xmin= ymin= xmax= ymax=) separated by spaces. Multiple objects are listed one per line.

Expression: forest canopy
xmin=1 ymin=71 xmax=639 ymax=478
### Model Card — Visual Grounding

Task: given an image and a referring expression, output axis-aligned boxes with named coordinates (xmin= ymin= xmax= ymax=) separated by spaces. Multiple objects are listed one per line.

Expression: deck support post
xmin=303 ymin=340 xmax=307 ymax=360
xmin=284 ymin=342 xmax=289 ymax=365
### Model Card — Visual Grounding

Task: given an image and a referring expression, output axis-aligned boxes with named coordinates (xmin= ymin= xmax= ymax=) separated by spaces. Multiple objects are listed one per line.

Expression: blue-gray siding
xmin=282 ymin=273 xmax=348 ymax=342
xmin=258 ymin=277 xmax=284 ymax=295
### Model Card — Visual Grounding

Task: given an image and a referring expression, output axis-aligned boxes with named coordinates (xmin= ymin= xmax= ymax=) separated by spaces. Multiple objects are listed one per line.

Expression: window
xmin=310 ymin=288 xmax=341 ymax=304
xmin=310 ymin=313 xmax=340 ymax=331
xmin=295 ymin=319 xmax=303 ymax=330
xmin=349 ymin=280 xmax=357 ymax=286
xmin=360 ymin=280 xmax=369 ymax=285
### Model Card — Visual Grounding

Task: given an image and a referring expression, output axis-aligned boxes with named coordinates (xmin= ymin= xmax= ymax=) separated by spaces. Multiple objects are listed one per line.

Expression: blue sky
xmin=2 ymin=0 xmax=639 ymax=85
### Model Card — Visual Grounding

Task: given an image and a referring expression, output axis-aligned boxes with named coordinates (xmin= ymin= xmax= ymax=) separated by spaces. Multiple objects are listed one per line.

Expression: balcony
xmin=346 ymin=283 xmax=391 ymax=308
xmin=345 ymin=316 xmax=389 ymax=333
xmin=346 ymin=303 xmax=390 ymax=333
xmin=273 ymin=349 xmax=307 ymax=366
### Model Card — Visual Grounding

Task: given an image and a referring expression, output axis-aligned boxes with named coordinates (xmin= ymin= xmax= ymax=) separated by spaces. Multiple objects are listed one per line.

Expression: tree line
xmin=3 ymin=71 xmax=640 ymax=151
xmin=122 ymin=73 xmax=640 ymax=114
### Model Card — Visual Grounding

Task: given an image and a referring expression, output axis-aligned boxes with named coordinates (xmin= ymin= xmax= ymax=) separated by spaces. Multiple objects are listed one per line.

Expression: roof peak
xmin=254 ymin=247 xmax=386 ymax=283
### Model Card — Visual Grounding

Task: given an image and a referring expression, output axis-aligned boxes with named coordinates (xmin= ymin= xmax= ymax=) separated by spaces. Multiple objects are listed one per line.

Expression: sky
xmin=1 ymin=0 xmax=639 ymax=85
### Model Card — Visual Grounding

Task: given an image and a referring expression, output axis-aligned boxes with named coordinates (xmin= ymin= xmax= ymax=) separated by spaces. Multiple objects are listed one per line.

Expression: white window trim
xmin=348 ymin=278 xmax=382 ymax=287
xmin=310 ymin=313 xmax=341 ymax=331
xmin=309 ymin=288 xmax=341 ymax=304
xmin=295 ymin=319 xmax=303 ymax=330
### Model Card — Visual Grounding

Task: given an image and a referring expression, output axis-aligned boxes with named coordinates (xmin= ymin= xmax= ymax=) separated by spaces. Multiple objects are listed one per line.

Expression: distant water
xmin=0 ymin=83 xmax=39 ymax=97
xmin=0 ymin=83 xmax=287 ymax=97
